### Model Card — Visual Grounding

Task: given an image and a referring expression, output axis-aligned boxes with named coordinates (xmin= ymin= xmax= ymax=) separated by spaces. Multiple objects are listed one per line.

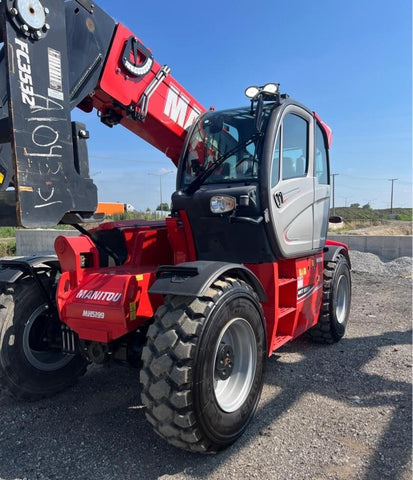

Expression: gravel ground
xmin=0 ymin=251 xmax=411 ymax=480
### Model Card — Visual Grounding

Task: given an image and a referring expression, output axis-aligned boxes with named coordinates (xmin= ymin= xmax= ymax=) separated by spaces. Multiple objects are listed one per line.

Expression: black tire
xmin=308 ymin=253 xmax=351 ymax=343
xmin=140 ymin=277 xmax=266 ymax=453
xmin=0 ymin=279 xmax=87 ymax=400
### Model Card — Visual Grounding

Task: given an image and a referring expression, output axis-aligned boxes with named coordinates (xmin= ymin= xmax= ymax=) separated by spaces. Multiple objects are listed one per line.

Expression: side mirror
xmin=329 ymin=216 xmax=343 ymax=224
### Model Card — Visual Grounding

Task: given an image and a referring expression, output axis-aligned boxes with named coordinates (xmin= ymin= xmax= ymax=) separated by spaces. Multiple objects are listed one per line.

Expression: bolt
xmin=21 ymin=24 xmax=29 ymax=32
xmin=79 ymin=129 xmax=89 ymax=139
xmin=44 ymin=23 xmax=50 ymax=30
xmin=9 ymin=7 xmax=18 ymax=16
xmin=44 ymin=7 xmax=49 ymax=15
xmin=33 ymin=30 xmax=42 ymax=39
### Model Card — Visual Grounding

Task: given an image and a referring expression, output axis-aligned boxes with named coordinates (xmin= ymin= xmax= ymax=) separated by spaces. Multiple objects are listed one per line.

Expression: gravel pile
xmin=349 ymin=250 xmax=412 ymax=277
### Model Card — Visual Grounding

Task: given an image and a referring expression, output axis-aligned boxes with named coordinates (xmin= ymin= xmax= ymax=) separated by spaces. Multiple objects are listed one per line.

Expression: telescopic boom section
xmin=92 ymin=23 xmax=205 ymax=166
xmin=0 ymin=0 xmax=205 ymax=227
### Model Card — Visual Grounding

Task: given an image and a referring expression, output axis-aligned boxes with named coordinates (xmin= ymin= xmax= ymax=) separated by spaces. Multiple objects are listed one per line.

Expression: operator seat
xmin=283 ymin=157 xmax=296 ymax=179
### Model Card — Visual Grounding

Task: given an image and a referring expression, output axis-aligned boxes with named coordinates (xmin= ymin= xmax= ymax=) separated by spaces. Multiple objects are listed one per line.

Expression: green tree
xmin=156 ymin=202 xmax=170 ymax=211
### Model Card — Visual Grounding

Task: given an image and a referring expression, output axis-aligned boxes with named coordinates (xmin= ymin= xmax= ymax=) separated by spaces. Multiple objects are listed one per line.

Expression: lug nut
xmin=9 ymin=7 xmax=18 ymax=16
xmin=44 ymin=7 xmax=49 ymax=15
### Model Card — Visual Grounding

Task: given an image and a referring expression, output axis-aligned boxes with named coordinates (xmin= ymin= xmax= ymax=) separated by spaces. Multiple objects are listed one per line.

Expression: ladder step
xmin=279 ymin=277 xmax=296 ymax=287
xmin=278 ymin=306 xmax=296 ymax=318
xmin=272 ymin=335 xmax=293 ymax=349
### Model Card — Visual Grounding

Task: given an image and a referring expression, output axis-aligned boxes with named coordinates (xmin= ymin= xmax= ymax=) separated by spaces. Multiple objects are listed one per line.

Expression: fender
xmin=149 ymin=260 xmax=267 ymax=302
xmin=324 ymin=240 xmax=351 ymax=268
xmin=0 ymin=255 xmax=59 ymax=284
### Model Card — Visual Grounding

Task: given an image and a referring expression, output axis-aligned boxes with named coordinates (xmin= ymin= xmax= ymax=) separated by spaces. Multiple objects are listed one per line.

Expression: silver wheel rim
xmin=336 ymin=274 xmax=350 ymax=324
xmin=22 ymin=304 xmax=72 ymax=371
xmin=213 ymin=317 xmax=257 ymax=413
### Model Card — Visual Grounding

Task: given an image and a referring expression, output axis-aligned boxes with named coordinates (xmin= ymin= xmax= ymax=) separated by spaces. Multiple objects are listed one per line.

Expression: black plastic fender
xmin=323 ymin=244 xmax=351 ymax=269
xmin=0 ymin=255 xmax=59 ymax=284
xmin=149 ymin=261 xmax=267 ymax=302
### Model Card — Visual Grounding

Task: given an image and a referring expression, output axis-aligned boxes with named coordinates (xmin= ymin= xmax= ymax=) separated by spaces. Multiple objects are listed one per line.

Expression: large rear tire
xmin=308 ymin=253 xmax=351 ymax=343
xmin=0 ymin=279 xmax=87 ymax=400
xmin=140 ymin=277 xmax=266 ymax=453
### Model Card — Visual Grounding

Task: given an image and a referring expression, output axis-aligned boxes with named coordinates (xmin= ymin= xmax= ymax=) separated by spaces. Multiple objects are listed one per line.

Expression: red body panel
xmin=55 ymin=214 xmax=325 ymax=355
xmin=91 ymin=24 xmax=206 ymax=165
xmin=55 ymin=222 xmax=173 ymax=342
xmin=248 ymin=252 xmax=324 ymax=354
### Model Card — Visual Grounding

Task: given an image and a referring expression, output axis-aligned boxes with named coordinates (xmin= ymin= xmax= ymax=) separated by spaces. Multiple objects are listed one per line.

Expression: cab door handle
xmin=274 ymin=191 xmax=284 ymax=208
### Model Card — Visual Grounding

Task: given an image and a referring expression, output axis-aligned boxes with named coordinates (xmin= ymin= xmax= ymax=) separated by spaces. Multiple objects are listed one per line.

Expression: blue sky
xmin=72 ymin=0 xmax=412 ymax=211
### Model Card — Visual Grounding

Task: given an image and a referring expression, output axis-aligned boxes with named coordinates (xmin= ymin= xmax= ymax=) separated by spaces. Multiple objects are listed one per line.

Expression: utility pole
xmin=331 ymin=173 xmax=339 ymax=216
xmin=388 ymin=178 xmax=398 ymax=214
xmin=148 ymin=170 xmax=174 ymax=218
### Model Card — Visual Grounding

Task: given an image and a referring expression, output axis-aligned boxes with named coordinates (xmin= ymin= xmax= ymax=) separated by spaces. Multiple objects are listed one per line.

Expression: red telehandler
xmin=0 ymin=0 xmax=351 ymax=453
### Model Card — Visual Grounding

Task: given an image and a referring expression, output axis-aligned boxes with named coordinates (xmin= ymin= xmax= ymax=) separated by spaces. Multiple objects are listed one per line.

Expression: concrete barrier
xmin=15 ymin=230 xmax=413 ymax=260
xmin=16 ymin=229 xmax=79 ymax=256
xmin=328 ymin=234 xmax=412 ymax=260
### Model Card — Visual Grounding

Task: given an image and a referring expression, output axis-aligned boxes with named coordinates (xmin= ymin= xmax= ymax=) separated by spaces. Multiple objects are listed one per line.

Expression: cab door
xmin=267 ymin=106 xmax=315 ymax=258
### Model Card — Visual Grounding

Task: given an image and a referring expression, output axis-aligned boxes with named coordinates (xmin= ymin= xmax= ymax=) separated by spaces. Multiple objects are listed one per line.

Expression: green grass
xmin=0 ymin=239 xmax=16 ymax=256
xmin=332 ymin=207 xmax=412 ymax=223
xmin=0 ymin=226 xmax=15 ymax=238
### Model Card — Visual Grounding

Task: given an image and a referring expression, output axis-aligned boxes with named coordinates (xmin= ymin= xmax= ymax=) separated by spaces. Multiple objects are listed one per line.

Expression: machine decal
xmin=76 ymin=289 xmax=122 ymax=302
xmin=297 ymin=283 xmax=322 ymax=303
xmin=47 ymin=47 xmax=63 ymax=100
xmin=82 ymin=310 xmax=105 ymax=319
xmin=164 ymin=84 xmax=202 ymax=129
xmin=15 ymin=38 xmax=35 ymax=107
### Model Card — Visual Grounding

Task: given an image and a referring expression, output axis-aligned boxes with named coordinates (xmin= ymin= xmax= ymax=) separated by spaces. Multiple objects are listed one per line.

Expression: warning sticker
xmin=47 ymin=48 xmax=64 ymax=100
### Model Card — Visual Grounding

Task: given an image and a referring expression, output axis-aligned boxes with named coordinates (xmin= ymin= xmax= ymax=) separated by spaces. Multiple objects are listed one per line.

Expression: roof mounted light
xmin=245 ymin=86 xmax=260 ymax=99
xmin=245 ymin=83 xmax=280 ymax=100
xmin=262 ymin=83 xmax=279 ymax=95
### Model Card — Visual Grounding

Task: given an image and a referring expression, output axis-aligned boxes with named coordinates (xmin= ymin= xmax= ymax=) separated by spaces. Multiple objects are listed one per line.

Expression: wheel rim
xmin=336 ymin=274 xmax=350 ymax=324
xmin=22 ymin=304 xmax=72 ymax=371
xmin=213 ymin=317 xmax=257 ymax=413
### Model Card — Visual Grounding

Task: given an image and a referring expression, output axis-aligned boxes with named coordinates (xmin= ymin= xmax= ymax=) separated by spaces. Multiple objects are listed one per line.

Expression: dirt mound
xmin=342 ymin=221 xmax=412 ymax=236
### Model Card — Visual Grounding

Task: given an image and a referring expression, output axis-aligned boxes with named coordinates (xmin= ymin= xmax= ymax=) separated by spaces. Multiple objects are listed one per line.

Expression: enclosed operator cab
xmin=172 ymin=84 xmax=332 ymax=262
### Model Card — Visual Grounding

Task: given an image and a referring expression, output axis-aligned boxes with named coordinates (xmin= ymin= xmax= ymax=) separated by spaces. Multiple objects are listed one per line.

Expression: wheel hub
xmin=215 ymin=343 xmax=234 ymax=380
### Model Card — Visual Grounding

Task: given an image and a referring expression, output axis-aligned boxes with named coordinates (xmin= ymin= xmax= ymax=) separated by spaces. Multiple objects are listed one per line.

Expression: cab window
xmin=315 ymin=124 xmax=329 ymax=184
xmin=281 ymin=114 xmax=308 ymax=180
xmin=271 ymin=134 xmax=280 ymax=187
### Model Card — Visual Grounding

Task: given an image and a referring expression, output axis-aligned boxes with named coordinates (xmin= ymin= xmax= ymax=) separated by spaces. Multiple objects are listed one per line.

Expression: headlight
xmin=210 ymin=195 xmax=236 ymax=214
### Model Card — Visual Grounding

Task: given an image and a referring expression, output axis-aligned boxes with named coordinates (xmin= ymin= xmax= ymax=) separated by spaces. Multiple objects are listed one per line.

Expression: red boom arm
xmin=85 ymin=23 xmax=206 ymax=166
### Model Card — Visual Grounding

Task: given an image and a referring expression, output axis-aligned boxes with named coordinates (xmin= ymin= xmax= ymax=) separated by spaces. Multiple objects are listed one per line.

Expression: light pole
xmin=148 ymin=170 xmax=174 ymax=218
xmin=388 ymin=178 xmax=398 ymax=214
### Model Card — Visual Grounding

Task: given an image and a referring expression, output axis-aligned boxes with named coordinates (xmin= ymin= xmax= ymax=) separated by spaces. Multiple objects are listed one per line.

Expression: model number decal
xmin=15 ymin=38 xmax=35 ymax=107
xmin=82 ymin=310 xmax=105 ymax=319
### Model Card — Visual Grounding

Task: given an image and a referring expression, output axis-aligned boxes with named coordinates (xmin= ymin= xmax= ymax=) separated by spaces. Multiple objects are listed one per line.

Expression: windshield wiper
xmin=184 ymin=133 xmax=262 ymax=195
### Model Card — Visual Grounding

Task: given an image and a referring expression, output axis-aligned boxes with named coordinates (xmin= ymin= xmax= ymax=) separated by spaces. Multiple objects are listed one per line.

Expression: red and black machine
xmin=0 ymin=0 xmax=351 ymax=453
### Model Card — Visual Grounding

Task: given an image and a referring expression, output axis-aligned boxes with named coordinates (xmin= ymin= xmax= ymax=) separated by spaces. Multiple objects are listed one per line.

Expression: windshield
xmin=181 ymin=106 xmax=271 ymax=188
